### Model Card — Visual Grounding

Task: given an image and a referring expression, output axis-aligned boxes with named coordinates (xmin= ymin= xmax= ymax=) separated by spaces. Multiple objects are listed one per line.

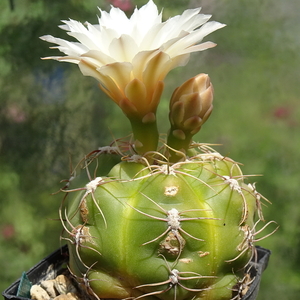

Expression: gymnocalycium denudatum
xmin=41 ymin=1 xmax=277 ymax=299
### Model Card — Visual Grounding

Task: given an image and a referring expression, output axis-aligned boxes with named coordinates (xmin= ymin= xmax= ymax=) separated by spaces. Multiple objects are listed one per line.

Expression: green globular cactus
xmin=41 ymin=2 xmax=277 ymax=299
xmin=60 ymin=144 xmax=276 ymax=300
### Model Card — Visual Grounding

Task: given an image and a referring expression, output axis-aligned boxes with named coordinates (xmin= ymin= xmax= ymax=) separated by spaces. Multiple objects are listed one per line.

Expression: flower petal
xmin=98 ymin=62 xmax=133 ymax=92
xmin=125 ymin=79 xmax=147 ymax=114
xmin=129 ymin=0 xmax=161 ymax=41
xmin=40 ymin=35 xmax=87 ymax=56
xmin=98 ymin=6 xmax=130 ymax=35
xmin=108 ymin=34 xmax=139 ymax=62
xmin=179 ymin=41 xmax=217 ymax=55
xmin=138 ymin=22 xmax=165 ymax=50
xmin=59 ymin=19 xmax=87 ymax=33
xmin=132 ymin=49 xmax=160 ymax=79
xmin=142 ymin=51 xmax=172 ymax=90
xmin=164 ymin=21 xmax=226 ymax=57
xmin=142 ymin=10 xmax=210 ymax=50
xmin=97 ymin=74 xmax=125 ymax=103
xmin=79 ymin=59 xmax=105 ymax=82
xmin=162 ymin=8 xmax=208 ymax=36
xmin=81 ymin=50 xmax=116 ymax=67
xmin=149 ymin=80 xmax=164 ymax=112
xmin=167 ymin=53 xmax=191 ymax=70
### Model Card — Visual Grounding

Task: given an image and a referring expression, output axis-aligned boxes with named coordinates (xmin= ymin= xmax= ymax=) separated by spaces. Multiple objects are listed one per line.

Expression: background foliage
xmin=0 ymin=0 xmax=299 ymax=299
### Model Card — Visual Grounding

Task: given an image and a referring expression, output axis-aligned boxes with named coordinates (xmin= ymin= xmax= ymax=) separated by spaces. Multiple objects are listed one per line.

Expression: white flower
xmin=40 ymin=0 xmax=225 ymax=119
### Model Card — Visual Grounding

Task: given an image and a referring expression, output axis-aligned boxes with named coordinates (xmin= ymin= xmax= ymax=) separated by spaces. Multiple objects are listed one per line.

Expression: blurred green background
xmin=0 ymin=0 xmax=299 ymax=299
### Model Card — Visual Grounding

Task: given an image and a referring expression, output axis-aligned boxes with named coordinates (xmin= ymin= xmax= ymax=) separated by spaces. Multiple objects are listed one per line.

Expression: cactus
xmin=41 ymin=1 xmax=277 ymax=299
xmin=59 ymin=143 xmax=276 ymax=300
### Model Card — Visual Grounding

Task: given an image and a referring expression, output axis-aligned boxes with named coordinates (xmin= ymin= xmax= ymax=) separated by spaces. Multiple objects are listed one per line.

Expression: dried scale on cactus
xmin=39 ymin=1 xmax=278 ymax=300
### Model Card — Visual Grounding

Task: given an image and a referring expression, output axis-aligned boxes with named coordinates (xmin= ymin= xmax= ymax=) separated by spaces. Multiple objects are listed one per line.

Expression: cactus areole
xmin=41 ymin=1 xmax=277 ymax=300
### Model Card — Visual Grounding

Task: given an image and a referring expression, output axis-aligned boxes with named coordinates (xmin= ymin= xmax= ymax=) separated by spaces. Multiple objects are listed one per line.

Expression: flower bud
xmin=169 ymin=73 xmax=213 ymax=136
xmin=167 ymin=74 xmax=213 ymax=161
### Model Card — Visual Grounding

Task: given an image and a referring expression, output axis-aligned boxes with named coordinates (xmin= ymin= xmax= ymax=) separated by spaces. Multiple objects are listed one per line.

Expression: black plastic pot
xmin=2 ymin=245 xmax=271 ymax=300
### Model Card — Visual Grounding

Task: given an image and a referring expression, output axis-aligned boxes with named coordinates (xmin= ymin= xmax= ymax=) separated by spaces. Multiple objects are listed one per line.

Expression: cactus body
xmin=62 ymin=146 xmax=264 ymax=300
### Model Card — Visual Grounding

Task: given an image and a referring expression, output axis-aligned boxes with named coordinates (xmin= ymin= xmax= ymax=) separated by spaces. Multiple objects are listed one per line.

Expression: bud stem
xmin=166 ymin=128 xmax=192 ymax=163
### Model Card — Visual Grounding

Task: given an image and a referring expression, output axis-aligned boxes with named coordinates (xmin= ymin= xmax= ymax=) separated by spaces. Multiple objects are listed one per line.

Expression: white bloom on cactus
xmin=40 ymin=0 xmax=225 ymax=118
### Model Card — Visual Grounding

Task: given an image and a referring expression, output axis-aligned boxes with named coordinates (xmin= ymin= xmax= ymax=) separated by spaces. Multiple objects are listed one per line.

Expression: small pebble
xmin=54 ymin=275 xmax=77 ymax=295
xmin=30 ymin=285 xmax=51 ymax=300
xmin=40 ymin=280 xmax=57 ymax=298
